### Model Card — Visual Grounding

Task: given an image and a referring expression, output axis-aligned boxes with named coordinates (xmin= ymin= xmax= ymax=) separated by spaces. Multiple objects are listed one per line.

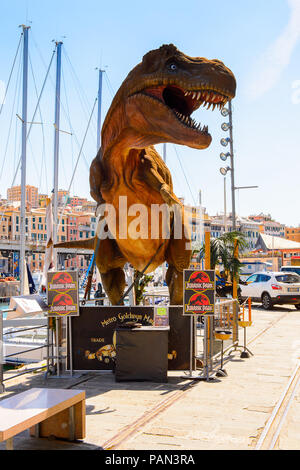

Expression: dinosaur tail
xmin=54 ymin=237 xmax=96 ymax=250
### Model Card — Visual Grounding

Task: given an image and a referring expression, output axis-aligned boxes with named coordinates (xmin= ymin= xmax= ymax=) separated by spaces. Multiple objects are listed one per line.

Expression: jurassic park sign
xmin=47 ymin=271 xmax=79 ymax=317
xmin=183 ymin=269 xmax=215 ymax=316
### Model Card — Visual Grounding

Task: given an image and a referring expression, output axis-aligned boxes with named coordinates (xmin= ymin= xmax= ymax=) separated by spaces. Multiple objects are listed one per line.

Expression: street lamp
xmin=220 ymin=152 xmax=230 ymax=162
xmin=220 ymin=137 xmax=231 ymax=147
xmin=221 ymin=122 xmax=231 ymax=132
xmin=219 ymin=102 xmax=259 ymax=232
xmin=220 ymin=166 xmax=231 ymax=176
xmin=220 ymin=101 xmax=237 ymax=230
xmin=221 ymin=107 xmax=229 ymax=117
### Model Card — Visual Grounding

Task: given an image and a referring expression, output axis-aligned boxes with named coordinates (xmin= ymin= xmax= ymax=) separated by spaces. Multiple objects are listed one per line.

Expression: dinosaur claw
xmin=160 ymin=185 xmax=180 ymax=206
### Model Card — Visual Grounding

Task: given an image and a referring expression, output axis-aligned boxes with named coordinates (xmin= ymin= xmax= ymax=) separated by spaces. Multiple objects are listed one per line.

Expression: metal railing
xmin=0 ymin=281 xmax=20 ymax=301
xmin=213 ymin=298 xmax=240 ymax=358
xmin=142 ymin=293 xmax=169 ymax=305
xmin=0 ymin=310 xmax=53 ymax=393
xmin=194 ymin=298 xmax=240 ymax=373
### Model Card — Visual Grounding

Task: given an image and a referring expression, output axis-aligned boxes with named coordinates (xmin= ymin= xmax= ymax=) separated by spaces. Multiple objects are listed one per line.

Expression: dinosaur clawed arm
xmin=139 ymin=151 xmax=180 ymax=206
xmin=159 ymin=183 xmax=181 ymax=206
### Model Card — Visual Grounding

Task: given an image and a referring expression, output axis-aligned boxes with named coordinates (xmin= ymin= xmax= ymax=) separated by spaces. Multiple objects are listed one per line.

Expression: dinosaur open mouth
xmin=141 ymin=84 xmax=229 ymax=134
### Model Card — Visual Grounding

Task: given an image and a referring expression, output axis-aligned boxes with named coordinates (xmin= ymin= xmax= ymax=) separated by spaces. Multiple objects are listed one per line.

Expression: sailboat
xmin=0 ymin=26 xmax=55 ymax=366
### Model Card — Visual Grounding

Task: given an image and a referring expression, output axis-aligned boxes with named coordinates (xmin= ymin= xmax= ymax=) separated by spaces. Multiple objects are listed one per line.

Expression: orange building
xmin=0 ymin=212 xmax=10 ymax=240
xmin=38 ymin=194 xmax=48 ymax=207
xmin=58 ymin=189 xmax=69 ymax=206
xmin=68 ymin=196 xmax=88 ymax=208
xmin=7 ymin=185 xmax=39 ymax=209
xmin=285 ymin=227 xmax=300 ymax=243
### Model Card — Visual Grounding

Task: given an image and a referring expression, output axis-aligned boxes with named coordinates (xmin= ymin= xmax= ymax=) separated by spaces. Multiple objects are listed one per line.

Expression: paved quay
xmin=0 ymin=304 xmax=299 ymax=450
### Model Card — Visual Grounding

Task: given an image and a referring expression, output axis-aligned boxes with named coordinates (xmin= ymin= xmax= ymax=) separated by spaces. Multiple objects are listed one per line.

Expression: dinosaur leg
xmin=94 ymin=233 xmax=127 ymax=305
xmin=165 ymin=213 xmax=192 ymax=305
xmin=166 ymin=265 xmax=184 ymax=305
xmin=100 ymin=268 xmax=126 ymax=305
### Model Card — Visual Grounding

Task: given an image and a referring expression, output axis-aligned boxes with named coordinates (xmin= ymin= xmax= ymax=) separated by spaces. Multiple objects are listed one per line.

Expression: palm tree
xmin=134 ymin=270 xmax=154 ymax=305
xmin=198 ymin=231 xmax=248 ymax=282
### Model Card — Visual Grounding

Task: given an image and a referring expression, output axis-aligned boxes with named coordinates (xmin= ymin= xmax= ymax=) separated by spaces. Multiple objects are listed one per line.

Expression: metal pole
xmin=68 ymin=316 xmax=73 ymax=377
xmin=224 ymin=177 xmax=227 ymax=233
xmin=161 ymin=144 xmax=167 ymax=281
xmin=53 ymin=41 xmax=63 ymax=269
xmin=193 ymin=316 xmax=197 ymax=370
xmin=56 ymin=323 xmax=60 ymax=377
xmin=205 ymin=231 xmax=211 ymax=270
xmin=189 ymin=316 xmax=193 ymax=375
xmin=0 ymin=310 xmax=4 ymax=393
xmin=163 ymin=143 xmax=167 ymax=163
xmin=20 ymin=25 xmax=30 ymax=295
xmin=97 ymin=69 xmax=104 ymax=151
xmin=228 ymin=100 xmax=236 ymax=231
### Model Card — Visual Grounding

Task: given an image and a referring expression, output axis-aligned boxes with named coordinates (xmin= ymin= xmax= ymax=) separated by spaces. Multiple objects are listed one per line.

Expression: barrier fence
xmin=0 ymin=310 xmax=53 ymax=393
xmin=191 ymin=298 xmax=242 ymax=380
xmin=0 ymin=282 xmax=20 ymax=302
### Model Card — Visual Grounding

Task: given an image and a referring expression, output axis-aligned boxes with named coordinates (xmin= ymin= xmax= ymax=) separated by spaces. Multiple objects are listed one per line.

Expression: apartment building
xmin=7 ymin=185 xmax=39 ymax=209
xmin=285 ymin=226 xmax=300 ymax=243
xmin=249 ymin=213 xmax=285 ymax=238
xmin=67 ymin=196 xmax=88 ymax=209
xmin=184 ymin=204 xmax=211 ymax=246
xmin=58 ymin=190 xmax=69 ymax=206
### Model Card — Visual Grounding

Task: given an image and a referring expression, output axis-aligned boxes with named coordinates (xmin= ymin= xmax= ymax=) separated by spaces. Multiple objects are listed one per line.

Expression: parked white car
xmin=239 ymin=271 xmax=300 ymax=310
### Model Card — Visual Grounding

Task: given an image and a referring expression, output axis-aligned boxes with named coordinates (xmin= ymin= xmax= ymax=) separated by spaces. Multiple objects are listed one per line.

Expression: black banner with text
xmin=70 ymin=306 xmax=191 ymax=371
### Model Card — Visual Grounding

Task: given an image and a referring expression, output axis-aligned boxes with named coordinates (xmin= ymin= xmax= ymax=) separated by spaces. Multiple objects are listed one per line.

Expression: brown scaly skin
xmin=56 ymin=44 xmax=236 ymax=305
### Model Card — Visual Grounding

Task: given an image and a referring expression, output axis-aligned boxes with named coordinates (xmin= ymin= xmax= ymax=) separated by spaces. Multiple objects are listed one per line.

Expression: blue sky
xmin=0 ymin=0 xmax=299 ymax=226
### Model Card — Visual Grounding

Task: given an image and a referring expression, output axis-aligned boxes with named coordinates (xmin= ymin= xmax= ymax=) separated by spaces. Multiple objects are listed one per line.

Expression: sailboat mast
xmin=163 ymin=143 xmax=167 ymax=163
xmin=53 ymin=41 xmax=63 ymax=269
xmin=97 ymin=69 xmax=104 ymax=151
xmin=20 ymin=25 xmax=30 ymax=295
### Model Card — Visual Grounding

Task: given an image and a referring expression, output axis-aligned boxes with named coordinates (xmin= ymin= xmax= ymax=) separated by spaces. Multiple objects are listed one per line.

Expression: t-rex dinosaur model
xmin=56 ymin=44 xmax=236 ymax=305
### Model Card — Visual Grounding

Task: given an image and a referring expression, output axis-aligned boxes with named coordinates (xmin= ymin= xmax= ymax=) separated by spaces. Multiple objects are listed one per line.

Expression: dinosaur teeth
xmin=182 ymin=88 xmax=228 ymax=108
xmin=174 ymin=109 xmax=208 ymax=133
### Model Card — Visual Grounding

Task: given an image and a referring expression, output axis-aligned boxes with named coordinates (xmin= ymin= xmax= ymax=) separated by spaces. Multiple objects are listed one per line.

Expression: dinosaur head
xmin=102 ymin=44 xmax=236 ymax=151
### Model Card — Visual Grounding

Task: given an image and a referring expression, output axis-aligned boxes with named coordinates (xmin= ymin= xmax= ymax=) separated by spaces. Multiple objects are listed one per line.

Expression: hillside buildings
xmin=0 ymin=186 xmax=298 ymax=274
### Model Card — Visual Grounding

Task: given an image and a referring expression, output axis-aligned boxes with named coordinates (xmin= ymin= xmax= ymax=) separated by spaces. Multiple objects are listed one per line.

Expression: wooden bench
xmin=0 ymin=388 xmax=86 ymax=450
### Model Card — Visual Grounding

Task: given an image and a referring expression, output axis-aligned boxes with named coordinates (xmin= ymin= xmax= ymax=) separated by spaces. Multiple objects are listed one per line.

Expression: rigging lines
xmin=0 ymin=32 xmax=23 ymax=117
xmin=56 ymin=96 xmax=98 ymax=233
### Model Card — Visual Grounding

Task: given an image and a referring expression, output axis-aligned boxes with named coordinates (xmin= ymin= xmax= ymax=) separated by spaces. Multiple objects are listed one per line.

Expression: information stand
xmin=182 ymin=269 xmax=216 ymax=381
xmin=46 ymin=271 xmax=80 ymax=378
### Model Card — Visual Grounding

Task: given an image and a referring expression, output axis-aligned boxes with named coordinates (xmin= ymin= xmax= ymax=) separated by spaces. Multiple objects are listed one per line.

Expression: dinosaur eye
xmin=168 ymin=63 xmax=177 ymax=71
